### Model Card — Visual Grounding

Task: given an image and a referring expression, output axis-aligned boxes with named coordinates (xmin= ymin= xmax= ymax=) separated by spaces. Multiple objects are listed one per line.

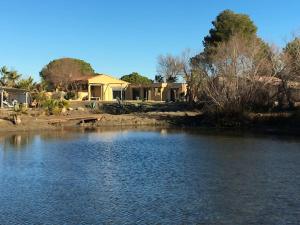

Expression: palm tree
xmin=0 ymin=66 xmax=9 ymax=86
xmin=0 ymin=66 xmax=22 ymax=87
xmin=16 ymin=76 xmax=36 ymax=91
xmin=7 ymin=70 xmax=21 ymax=87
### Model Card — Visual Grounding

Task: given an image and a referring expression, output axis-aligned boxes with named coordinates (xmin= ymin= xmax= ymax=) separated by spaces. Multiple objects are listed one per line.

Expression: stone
xmin=61 ymin=107 xmax=67 ymax=113
xmin=13 ymin=114 xmax=21 ymax=125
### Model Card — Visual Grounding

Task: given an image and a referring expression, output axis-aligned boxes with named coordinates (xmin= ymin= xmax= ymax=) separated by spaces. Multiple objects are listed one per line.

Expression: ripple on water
xmin=0 ymin=129 xmax=299 ymax=224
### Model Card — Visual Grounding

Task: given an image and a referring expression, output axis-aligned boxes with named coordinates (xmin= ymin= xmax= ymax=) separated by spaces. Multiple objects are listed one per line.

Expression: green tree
xmin=0 ymin=66 xmax=9 ymax=86
xmin=203 ymin=10 xmax=257 ymax=52
xmin=40 ymin=58 xmax=95 ymax=90
xmin=192 ymin=10 xmax=269 ymax=73
xmin=16 ymin=76 xmax=36 ymax=91
xmin=0 ymin=66 xmax=22 ymax=87
xmin=120 ymin=72 xmax=152 ymax=85
xmin=7 ymin=70 xmax=21 ymax=87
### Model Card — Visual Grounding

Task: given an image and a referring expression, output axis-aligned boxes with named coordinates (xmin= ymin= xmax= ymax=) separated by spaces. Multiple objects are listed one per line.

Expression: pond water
xmin=0 ymin=128 xmax=299 ymax=224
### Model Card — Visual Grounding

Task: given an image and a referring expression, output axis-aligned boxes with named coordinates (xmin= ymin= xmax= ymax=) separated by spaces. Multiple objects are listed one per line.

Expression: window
xmin=155 ymin=88 xmax=161 ymax=95
xmin=113 ymin=89 xmax=125 ymax=100
xmin=79 ymin=83 xmax=88 ymax=91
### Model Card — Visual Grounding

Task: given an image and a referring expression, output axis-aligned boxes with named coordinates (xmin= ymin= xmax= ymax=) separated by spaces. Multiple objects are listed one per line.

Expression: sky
xmin=1 ymin=0 xmax=300 ymax=81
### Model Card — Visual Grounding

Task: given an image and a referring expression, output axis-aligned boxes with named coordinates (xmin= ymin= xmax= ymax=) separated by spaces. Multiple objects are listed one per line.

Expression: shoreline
xmin=1 ymin=110 xmax=300 ymax=137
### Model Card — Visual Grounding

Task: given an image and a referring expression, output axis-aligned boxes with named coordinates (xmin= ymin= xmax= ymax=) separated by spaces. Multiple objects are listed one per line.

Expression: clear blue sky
xmin=1 ymin=0 xmax=300 ymax=81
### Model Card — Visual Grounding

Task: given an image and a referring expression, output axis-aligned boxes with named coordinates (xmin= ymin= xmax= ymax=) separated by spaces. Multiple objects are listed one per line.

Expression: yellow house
xmin=74 ymin=73 xmax=187 ymax=102
xmin=75 ymin=74 xmax=129 ymax=101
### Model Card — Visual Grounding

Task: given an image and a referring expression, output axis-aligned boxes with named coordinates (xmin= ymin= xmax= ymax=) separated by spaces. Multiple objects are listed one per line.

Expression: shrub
xmin=52 ymin=91 xmax=66 ymax=100
xmin=32 ymin=91 xmax=49 ymax=107
xmin=42 ymin=99 xmax=69 ymax=115
xmin=65 ymin=91 xmax=76 ymax=100
xmin=13 ymin=103 xmax=28 ymax=114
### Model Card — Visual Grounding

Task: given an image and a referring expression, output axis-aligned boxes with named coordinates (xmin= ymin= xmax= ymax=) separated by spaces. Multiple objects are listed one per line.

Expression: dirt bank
xmin=1 ymin=105 xmax=300 ymax=135
xmin=0 ymin=108 xmax=200 ymax=133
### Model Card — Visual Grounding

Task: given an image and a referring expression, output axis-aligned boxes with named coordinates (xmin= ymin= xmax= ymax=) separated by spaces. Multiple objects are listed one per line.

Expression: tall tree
xmin=203 ymin=10 xmax=257 ymax=54
xmin=120 ymin=72 xmax=152 ymax=85
xmin=40 ymin=58 xmax=95 ymax=91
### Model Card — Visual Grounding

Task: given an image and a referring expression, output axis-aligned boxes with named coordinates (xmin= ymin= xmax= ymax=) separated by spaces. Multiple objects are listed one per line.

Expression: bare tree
xmin=156 ymin=54 xmax=183 ymax=83
xmin=200 ymin=34 xmax=276 ymax=113
xmin=178 ymin=49 xmax=209 ymax=103
xmin=278 ymin=37 xmax=300 ymax=107
xmin=156 ymin=50 xmax=210 ymax=103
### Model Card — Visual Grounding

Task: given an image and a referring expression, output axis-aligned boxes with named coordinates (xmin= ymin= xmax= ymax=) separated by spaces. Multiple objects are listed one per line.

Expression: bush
xmin=52 ymin=91 xmax=66 ymax=100
xmin=65 ymin=91 xmax=76 ymax=100
xmin=42 ymin=99 xmax=69 ymax=115
xmin=13 ymin=103 xmax=28 ymax=114
xmin=31 ymin=91 xmax=48 ymax=104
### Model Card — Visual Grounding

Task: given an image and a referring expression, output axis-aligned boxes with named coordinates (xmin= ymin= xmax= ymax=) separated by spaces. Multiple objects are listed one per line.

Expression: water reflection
xmin=0 ymin=130 xmax=80 ymax=151
xmin=1 ymin=127 xmax=300 ymax=151
xmin=0 ymin=134 xmax=33 ymax=150
xmin=0 ymin=128 xmax=299 ymax=224
xmin=0 ymin=127 xmax=179 ymax=150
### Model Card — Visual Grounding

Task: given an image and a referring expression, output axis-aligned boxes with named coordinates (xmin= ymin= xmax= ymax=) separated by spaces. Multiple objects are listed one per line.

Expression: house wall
xmin=77 ymin=92 xmax=88 ymax=100
xmin=91 ymin=86 xmax=102 ymax=98
xmin=78 ymin=85 xmax=127 ymax=101
xmin=9 ymin=92 xmax=26 ymax=103
xmin=125 ymin=86 xmax=151 ymax=100
xmin=0 ymin=89 xmax=28 ymax=107
xmin=161 ymin=85 xmax=169 ymax=101
xmin=124 ymin=83 xmax=187 ymax=102
xmin=125 ymin=87 xmax=133 ymax=100
xmin=102 ymin=84 xmax=127 ymax=101
xmin=86 ymin=75 xmax=129 ymax=101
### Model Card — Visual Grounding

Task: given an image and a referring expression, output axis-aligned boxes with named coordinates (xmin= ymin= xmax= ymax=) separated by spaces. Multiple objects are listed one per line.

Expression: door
xmin=143 ymin=88 xmax=150 ymax=100
xmin=132 ymin=88 xmax=140 ymax=100
xmin=170 ymin=88 xmax=178 ymax=102
xmin=91 ymin=86 xmax=102 ymax=100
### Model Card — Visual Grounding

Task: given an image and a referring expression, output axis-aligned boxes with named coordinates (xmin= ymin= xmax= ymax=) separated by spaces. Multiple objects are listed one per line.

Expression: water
xmin=0 ymin=128 xmax=299 ymax=224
